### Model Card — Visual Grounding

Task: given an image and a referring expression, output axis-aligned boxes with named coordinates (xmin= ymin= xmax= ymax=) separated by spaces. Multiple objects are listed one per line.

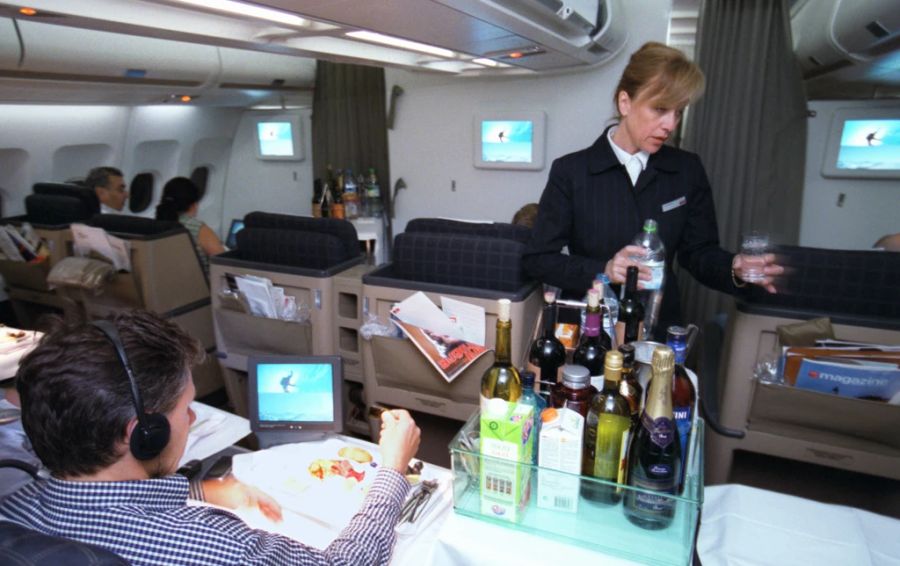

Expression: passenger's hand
xmin=604 ymin=245 xmax=652 ymax=286
xmin=379 ymin=409 xmax=421 ymax=475
xmin=732 ymin=253 xmax=784 ymax=294
xmin=202 ymin=476 xmax=283 ymax=522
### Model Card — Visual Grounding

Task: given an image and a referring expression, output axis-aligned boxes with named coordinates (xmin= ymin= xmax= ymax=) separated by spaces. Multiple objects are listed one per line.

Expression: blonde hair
xmin=613 ymin=42 xmax=705 ymax=119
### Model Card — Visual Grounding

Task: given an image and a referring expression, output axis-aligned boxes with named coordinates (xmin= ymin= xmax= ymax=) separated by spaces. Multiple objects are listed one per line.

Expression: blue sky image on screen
xmin=482 ymin=120 xmax=533 ymax=163
xmin=257 ymin=363 xmax=334 ymax=423
xmin=837 ymin=119 xmax=900 ymax=170
xmin=257 ymin=121 xmax=295 ymax=157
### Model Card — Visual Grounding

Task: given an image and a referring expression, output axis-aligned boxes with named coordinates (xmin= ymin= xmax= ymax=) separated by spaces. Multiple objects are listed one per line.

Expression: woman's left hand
xmin=202 ymin=476 xmax=283 ymax=522
xmin=732 ymin=253 xmax=784 ymax=293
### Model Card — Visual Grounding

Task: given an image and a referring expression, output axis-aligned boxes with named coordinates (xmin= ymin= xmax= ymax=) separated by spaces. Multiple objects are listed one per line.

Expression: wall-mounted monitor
xmin=473 ymin=111 xmax=546 ymax=170
xmin=821 ymin=108 xmax=900 ymax=179
xmin=254 ymin=113 xmax=304 ymax=161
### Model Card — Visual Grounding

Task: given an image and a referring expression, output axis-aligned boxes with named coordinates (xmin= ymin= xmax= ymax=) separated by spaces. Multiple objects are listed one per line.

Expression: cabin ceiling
xmin=0 ymin=0 xmax=896 ymax=106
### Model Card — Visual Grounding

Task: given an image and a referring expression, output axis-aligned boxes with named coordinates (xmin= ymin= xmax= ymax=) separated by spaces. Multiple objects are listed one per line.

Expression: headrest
xmin=25 ymin=194 xmax=94 ymax=226
xmin=236 ymin=228 xmax=351 ymax=270
xmin=87 ymin=214 xmax=183 ymax=236
xmin=746 ymin=245 xmax=900 ymax=320
xmin=393 ymin=232 xmax=531 ymax=292
xmin=405 ymin=218 xmax=531 ymax=244
xmin=32 ymin=183 xmax=100 ymax=215
xmin=243 ymin=212 xmax=360 ymax=259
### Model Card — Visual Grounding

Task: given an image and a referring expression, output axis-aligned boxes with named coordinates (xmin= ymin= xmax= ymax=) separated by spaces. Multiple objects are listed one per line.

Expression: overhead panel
xmin=12 ymin=20 xmax=218 ymax=86
xmin=217 ymin=48 xmax=315 ymax=90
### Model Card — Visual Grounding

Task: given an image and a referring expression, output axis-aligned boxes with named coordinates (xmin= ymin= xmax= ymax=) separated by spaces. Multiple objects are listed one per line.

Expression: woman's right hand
xmin=604 ymin=245 xmax=652 ymax=285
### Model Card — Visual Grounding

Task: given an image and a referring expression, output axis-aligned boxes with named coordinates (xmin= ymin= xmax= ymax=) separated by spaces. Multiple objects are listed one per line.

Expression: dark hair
xmin=155 ymin=177 xmax=200 ymax=221
xmin=85 ymin=167 xmax=124 ymax=190
xmin=511 ymin=203 xmax=539 ymax=228
xmin=15 ymin=310 xmax=202 ymax=477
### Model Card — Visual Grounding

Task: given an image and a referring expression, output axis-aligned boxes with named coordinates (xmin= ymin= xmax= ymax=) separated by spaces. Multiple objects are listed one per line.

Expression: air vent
xmin=865 ymin=20 xmax=889 ymax=39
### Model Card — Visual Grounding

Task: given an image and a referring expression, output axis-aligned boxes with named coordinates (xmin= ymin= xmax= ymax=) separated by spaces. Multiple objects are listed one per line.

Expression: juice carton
xmin=537 ymin=407 xmax=583 ymax=513
xmin=479 ymin=399 xmax=534 ymax=522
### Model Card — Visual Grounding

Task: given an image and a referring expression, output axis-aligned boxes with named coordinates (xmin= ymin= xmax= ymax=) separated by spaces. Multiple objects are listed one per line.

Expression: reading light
xmin=180 ymin=95 xmax=192 ymax=102
xmin=171 ymin=0 xmax=307 ymax=27
xmin=473 ymin=58 xmax=500 ymax=67
xmin=18 ymin=7 xmax=37 ymax=16
xmin=508 ymin=52 xmax=523 ymax=59
xmin=346 ymin=30 xmax=454 ymax=58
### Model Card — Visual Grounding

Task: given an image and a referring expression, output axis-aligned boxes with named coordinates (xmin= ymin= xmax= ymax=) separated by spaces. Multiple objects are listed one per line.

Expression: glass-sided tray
xmin=449 ymin=411 xmax=704 ymax=566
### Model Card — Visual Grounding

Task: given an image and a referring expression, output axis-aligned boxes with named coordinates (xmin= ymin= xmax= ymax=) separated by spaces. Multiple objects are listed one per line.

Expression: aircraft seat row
xmin=0 ymin=182 xmax=222 ymax=397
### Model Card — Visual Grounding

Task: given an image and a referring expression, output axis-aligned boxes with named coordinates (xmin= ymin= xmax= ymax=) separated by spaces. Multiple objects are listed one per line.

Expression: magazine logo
xmin=806 ymin=370 xmax=889 ymax=387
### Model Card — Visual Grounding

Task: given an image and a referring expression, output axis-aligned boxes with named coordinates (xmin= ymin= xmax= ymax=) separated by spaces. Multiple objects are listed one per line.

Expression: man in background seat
xmin=85 ymin=166 xmax=128 ymax=213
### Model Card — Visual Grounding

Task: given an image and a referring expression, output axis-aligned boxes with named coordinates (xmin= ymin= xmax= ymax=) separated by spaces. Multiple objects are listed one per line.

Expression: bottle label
xmin=592 ymin=413 xmax=631 ymax=480
xmin=645 ymin=264 xmax=664 ymax=290
xmin=641 ymin=413 xmax=675 ymax=449
xmin=674 ymin=405 xmax=693 ymax=468
xmin=628 ymin=465 xmax=676 ymax=517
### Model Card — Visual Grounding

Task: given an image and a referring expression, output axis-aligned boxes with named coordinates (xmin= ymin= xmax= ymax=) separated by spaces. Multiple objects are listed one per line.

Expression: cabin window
xmin=129 ymin=172 xmax=154 ymax=213
xmin=190 ymin=166 xmax=209 ymax=200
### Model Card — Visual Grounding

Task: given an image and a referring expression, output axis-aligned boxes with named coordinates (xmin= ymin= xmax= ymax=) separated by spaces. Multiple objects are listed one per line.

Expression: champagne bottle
xmin=582 ymin=350 xmax=632 ymax=504
xmin=617 ymin=343 xmax=643 ymax=428
xmin=624 ymin=346 xmax=681 ymax=530
xmin=480 ymin=299 xmax=521 ymax=410
xmin=528 ymin=291 xmax=566 ymax=395
xmin=616 ymin=266 xmax=645 ymax=345
xmin=573 ymin=289 xmax=611 ymax=389
xmin=667 ymin=326 xmax=696 ymax=488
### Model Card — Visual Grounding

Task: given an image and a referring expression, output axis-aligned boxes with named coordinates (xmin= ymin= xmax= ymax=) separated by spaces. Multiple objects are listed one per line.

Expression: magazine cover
xmin=794 ymin=357 xmax=900 ymax=401
xmin=390 ymin=292 xmax=488 ymax=383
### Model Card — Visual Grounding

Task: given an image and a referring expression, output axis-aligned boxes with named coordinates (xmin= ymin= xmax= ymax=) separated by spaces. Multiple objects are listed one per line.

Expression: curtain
xmin=311 ymin=61 xmax=392 ymax=252
xmin=678 ymin=0 xmax=807 ymax=327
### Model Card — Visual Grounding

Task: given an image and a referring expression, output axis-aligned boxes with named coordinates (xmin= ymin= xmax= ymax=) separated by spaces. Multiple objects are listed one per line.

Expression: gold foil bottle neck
xmin=651 ymin=346 xmax=675 ymax=375
xmin=605 ymin=350 xmax=624 ymax=371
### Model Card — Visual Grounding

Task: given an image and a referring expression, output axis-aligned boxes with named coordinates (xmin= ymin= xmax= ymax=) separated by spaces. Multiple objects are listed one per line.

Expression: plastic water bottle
xmin=629 ymin=219 xmax=665 ymax=336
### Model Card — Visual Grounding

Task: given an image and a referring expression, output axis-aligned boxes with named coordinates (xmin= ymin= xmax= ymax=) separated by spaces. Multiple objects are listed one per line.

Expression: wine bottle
xmin=582 ymin=350 xmax=632 ymax=504
xmin=480 ymin=299 xmax=521 ymax=410
xmin=528 ymin=291 xmax=566 ymax=394
xmin=311 ymin=178 xmax=323 ymax=218
xmin=667 ymin=326 xmax=696 ymax=488
xmin=616 ymin=266 xmax=645 ymax=345
xmin=573 ymin=288 xmax=611 ymax=389
xmin=617 ymin=343 xmax=643 ymax=428
xmin=624 ymin=346 xmax=681 ymax=530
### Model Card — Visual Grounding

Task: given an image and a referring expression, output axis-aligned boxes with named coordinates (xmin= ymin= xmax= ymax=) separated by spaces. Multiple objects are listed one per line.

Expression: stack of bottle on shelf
xmin=311 ymin=165 xmax=383 ymax=220
xmin=477 ymin=271 xmax=697 ymax=530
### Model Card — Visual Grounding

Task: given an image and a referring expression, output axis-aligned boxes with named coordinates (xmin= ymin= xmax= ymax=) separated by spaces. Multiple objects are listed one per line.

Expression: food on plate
xmin=308 ymin=458 xmax=366 ymax=483
xmin=338 ymin=446 xmax=373 ymax=464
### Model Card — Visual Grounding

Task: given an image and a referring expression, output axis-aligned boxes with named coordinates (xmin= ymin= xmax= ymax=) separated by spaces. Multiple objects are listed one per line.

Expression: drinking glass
xmin=740 ymin=231 xmax=769 ymax=283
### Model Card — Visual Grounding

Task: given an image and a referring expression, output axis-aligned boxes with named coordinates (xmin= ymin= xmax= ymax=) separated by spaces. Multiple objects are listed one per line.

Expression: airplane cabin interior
xmin=0 ymin=0 xmax=898 ymax=564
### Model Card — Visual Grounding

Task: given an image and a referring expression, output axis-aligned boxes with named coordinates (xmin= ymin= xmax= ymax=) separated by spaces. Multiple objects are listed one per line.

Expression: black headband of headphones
xmin=91 ymin=319 xmax=170 ymax=461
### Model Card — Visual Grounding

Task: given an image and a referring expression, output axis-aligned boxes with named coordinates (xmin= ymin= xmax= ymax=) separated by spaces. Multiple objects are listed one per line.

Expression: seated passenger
xmin=85 ymin=166 xmax=128 ymax=213
xmin=511 ymin=202 xmax=539 ymax=228
xmin=155 ymin=177 xmax=226 ymax=274
xmin=0 ymin=310 xmax=421 ymax=565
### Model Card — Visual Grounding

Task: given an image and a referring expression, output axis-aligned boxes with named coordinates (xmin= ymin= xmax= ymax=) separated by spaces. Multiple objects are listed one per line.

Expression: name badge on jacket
xmin=662 ymin=196 xmax=687 ymax=212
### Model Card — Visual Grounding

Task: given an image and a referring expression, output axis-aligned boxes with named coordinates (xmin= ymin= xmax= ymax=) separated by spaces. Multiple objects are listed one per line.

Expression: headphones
xmin=92 ymin=320 xmax=171 ymax=461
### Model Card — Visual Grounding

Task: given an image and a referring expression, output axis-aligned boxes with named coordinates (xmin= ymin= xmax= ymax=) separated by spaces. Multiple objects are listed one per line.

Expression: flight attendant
xmin=523 ymin=42 xmax=782 ymax=337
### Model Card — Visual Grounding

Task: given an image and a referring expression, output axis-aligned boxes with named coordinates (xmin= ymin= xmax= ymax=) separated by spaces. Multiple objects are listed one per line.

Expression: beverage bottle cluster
xmin=312 ymin=165 xmax=383 ymax=220
xmin=478 ymin=277 xmax=698 ymax=530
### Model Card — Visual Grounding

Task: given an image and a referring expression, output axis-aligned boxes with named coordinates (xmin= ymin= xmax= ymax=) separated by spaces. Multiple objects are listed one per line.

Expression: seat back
xmin=405 ymin=217 xmax=531 ymax=244
xmin=209 ymin=213 xmax=365 ymax=417
xmin=360 ymin=220 xmax=539 ymax=422
xmin=0 ymin=521 xmax=128 ymax=566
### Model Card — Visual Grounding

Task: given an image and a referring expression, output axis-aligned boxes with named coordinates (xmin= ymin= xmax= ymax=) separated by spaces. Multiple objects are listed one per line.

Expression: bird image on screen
xmin=257 ymin=362 xmax=334 ymax=423
xmin=257 ymin=121 xmax=295 ymax=157
xmin=837 ymin=119 xmax=900 ymax=170
xmin=482 ymin=120 xmax=533 ymax=163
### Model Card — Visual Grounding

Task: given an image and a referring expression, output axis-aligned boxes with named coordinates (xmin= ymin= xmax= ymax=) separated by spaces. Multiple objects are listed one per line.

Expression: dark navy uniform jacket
xmin=523 ymin=126 xmax=741 ymax=334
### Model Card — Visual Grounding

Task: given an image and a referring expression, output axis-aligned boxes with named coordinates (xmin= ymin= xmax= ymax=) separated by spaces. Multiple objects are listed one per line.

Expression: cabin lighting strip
xmin=171 ymin=0 xmax=307 ymax=27
xmin=346 ymin=30 xmax=454 ymax=58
